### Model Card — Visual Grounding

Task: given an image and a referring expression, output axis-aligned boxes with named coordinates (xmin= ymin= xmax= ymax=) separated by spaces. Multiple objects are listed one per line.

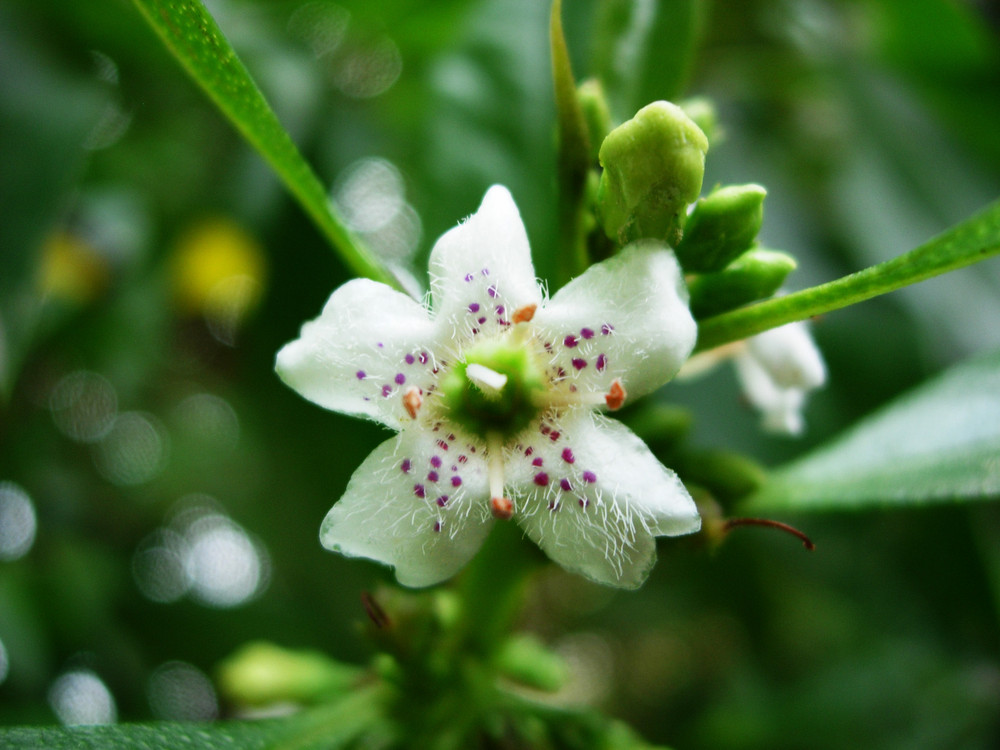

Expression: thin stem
xmin=694 ymin=198 xmax=1000 ymax=352
xmin=722 ymin=517 xmax=815 ymax=551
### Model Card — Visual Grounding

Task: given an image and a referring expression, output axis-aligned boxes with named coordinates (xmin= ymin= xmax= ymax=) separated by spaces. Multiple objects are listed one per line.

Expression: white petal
xmin=320 ymin=429 xmax=493 ymax=587
xmin=747 ymin=322 xmax=826 ymax=390
xmin=428 ymin=186 xmax=542 ymax=340
xmin=734 ymin=350 xmax=806 ymax=435
xmin=508 ymin=410 xmax=699 ymax=589
xmin=276 ymin=279 xmax=440 ymax=429
xmin=532 ymin=242 xmax=696 ymax=404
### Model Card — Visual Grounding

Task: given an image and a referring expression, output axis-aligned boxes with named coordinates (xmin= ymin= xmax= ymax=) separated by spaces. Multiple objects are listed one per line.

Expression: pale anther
xmin=403 ymin=386 xmax=422 ymax=418
xmin=466 ymin=363 xmax=508 ymax=393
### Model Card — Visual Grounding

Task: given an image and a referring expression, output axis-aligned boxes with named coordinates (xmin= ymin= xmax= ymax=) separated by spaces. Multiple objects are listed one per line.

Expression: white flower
xmin=735 ymin=322 xmax=826 ymax=435
xmin=679 ymin=320 xmax=826 ymax=435
xmin=276 ymin=186 xmax=700 ymax=589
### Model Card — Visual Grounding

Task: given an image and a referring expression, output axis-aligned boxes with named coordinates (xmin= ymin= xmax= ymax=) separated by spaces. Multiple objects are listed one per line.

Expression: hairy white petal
xmin=509 ymin=410 xmax=699 ymax=589
xmin=532 ymin=242 xmax=696 ymax=403
xmin=276 ymin=279 xmax=439 ymax=429
xmin=428 ymin=186 xmax=542 ymax=337
xmin=320 ymin=430 xmax=492 ymax=587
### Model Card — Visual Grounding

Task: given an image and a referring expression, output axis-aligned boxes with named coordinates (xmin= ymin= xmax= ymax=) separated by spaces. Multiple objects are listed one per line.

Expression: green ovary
xmin=439 ymin=340 xmax=545 ymax=438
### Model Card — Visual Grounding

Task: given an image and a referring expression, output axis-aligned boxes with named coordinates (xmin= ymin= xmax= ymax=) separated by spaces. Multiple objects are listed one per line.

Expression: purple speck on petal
xmin=436 ymin=495 xmax=448 ymax=507
xmin=419 ymin=352 xmax=429 ymax=364
xmin=477 ymin=316 xmax=487 ymax=325
xmin=582 ymin=471 xmax=597 ymax=484
xmin=564 ymin=335 xmax=579 ymax=348
xmin=414 ymin=484 xmax=426 ymax=498
xmin=428 ymin=471 xmax=439 ymax=482
xmin=534 ymin=472 xmax=549 ymax=486
xmin=468 ymin=302 xmax=480 ymax=313
xmin=451 ymin=476 xmax=462 ymax=487
xmin=434 ymin=521 xmax=442 ymax=532
xmin=540 ymin=424 xmax=551 ymax=435
xmin=548 ymin=500 xmax=559 ymax=511
xmin=377 ymin=342 xmax=384 ymax=348
xmin=437 ymin=439 xmax=449 ymax=451
xmin=601 ymin=323 xmax=614 ymax=335
xmin=401 ymin=459 xmax=412 ymax=473
xmin=395 ymin=373 xmax=406 ymax=385
xmin=356 ymin=370 xmax=366 ymax=380
xmin=578 ymin=498 xmax=589 ymax=509
xmin=458 ymin=454 xmax=468 ymax=464
xmin=572 ymin=358 xmax=587 ymax=370
xmin=381 ymin=385 xmax=392 ymax=397
xmin=524 ymin=447 xmax=533 ymax=456
xmin=596 ymin=354 xmax=607 ymax=371
xmin=481 ymin=268 xmax=490 ymax=276
xmin=496 ymin=305 xmax=505 ymax=315
xmin=405 ymin=353 xmax=415 ymax=365
xmin=532 ymin=457 xmax=544 ymax=467
xmin=561 ymin=448 xmax=575 ymax=464
xmin=560 ymin=478 xmax=573 ymax=492
xmin=487 ymin=285 xmax=498 ymax=298
xmin=581 ymin=327 xmax=595 ymax=339
xmin=447 ymin=433 xmax=456 ymax=442
xmin=549 ymin=431 xmax=560 ymax=442
xmin=464 ymin=273 xmax=474 ymax=282
xmin=430 ymin=455 xmax=442 ymax=468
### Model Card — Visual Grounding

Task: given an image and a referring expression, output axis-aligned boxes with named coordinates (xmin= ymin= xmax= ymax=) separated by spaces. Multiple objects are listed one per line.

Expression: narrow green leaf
xmin=743 ymin=350 xmax=1000 ymax=512
xmin=129 ymin=0 xmax=398 ymax=288
xmin=0 ymin=684 xmax=391 ymax=750
xmin=550 ymin=0 xmax=592 ymax=282
xmin=695 ymin=198 xmax=1000 ymax=352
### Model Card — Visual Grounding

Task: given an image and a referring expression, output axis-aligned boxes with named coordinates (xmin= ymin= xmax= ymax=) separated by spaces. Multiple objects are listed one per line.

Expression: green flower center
xmin=439 ymin=340 xmax=545 ymax=438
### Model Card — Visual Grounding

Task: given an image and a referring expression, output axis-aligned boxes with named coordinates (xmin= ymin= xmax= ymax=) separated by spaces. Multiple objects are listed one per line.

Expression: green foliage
xmin=745 ymin=349 xmax=1000 ymax=511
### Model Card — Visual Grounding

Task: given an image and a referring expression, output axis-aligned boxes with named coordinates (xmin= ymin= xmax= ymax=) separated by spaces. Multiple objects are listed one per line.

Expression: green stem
xmin=694 ymin=198 xmax=1000 ymax=352
xmin=130 ymin=0 xmax=400 ymax=289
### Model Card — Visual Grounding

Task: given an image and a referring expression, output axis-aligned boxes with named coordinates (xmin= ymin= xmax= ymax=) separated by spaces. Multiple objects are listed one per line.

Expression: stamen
xmin=512 ymin=304 xmax=536 ymax=324
xmin=487 ymin=433 xmax=512 ymax=520
xmin=491 ymin=496 xmax=513 ymax=520
xmin=605 ymin=379 xmax=626 ymax=410
xmin=402 ymin=386 xmax=422 ymax=418
xmin=466 ymin=363 xmax=508 ymax=394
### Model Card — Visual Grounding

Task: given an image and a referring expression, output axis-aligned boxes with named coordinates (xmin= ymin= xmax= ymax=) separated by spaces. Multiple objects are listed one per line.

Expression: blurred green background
xmin=2 ymin=0 xmax=1000 ymax=747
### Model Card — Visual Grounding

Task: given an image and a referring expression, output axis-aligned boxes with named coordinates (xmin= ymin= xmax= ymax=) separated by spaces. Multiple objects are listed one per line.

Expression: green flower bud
xmin=577 ymin=78 xmax=613 ymax=163
xmin=597 ymin=101 xmax=709 ymax=247
xmin=679 ymin=97 xmax=718 ymax=144
xmin=495 ymin=634 xmax=569 ymax=692
xmin=675 ymin=184 xmax=767 ymax=273
xmin=676 ymin=449 xmax=768 ymax=503
xmin=687 ymin=248 xmax=797 ymax=319
xmin=217 ymin=641 xmax=361 ymax=707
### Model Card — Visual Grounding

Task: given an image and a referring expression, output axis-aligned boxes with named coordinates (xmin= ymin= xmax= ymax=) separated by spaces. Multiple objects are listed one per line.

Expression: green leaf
xmin=128 ymin=0 xmax=398 ymax=288
xmin=695 ymin=197 xmax=1000 ymax=352
xmin=591 ymin=0 xmax=702 ymax=121
xmin=0 ymin=685 xmax=391 ymax=750
xmin=743 ymin=350 xmax=1000 ymax=512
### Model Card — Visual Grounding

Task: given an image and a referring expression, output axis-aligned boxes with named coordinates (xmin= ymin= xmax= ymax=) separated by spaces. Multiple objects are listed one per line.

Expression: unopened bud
xmin=687 ymin=248 xmax=797 ymax=319
xmin=577 ymin=78 xmax=613 ymax=163
xmin=676 ymin=184 xmax=767 ymax=273
xmin=597 ymin=101 xmax=708 ymax=247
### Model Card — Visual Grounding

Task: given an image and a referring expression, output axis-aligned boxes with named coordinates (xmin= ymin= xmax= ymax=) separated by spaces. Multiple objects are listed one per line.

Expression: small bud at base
xmin=512 ymin=304 xmax=537 ymax=324
xmin=491 ymin=496 xmax=513 ymax=520
xmin=403 ymin=387 xmax=422 ymax=419
xmin=605 ymin=380 xmax=626 ymax=410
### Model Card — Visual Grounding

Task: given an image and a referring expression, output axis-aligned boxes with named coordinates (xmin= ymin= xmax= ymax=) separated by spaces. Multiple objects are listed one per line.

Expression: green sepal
xmin=216 ymin=641 xmax=363 ymax=707
xmin=675 ymin=449 xmax=768 ymax=504
xmin=676 ymin=184 xmax=767 ymax=272
xmin=597 ymin=101 xmax=708 ymax=247
xmin=688 ymin=248 xmax=797 ymax=319
xmin=495 ymin=634 xmax=569 ymax=692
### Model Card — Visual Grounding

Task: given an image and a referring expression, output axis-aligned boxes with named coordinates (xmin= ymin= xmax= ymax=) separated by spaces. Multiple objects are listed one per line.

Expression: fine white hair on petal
xmin=320 ymin=430 xmax=492 ymax=588
xmin=532 ymin=242 xmax=696 ymax=403
xmin=275 ymin=279 xmax=440 ymax=430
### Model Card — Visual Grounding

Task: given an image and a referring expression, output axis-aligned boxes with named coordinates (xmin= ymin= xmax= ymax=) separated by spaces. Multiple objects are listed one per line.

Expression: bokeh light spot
xmin=93 ymin=412 xmax=168 ymax=486
xmin=48 ymin=669 xmax=117 ymax=726
xmin=0 ymin=482 xmax=38 ymax=561
xmin=148 ymin=661 xmax=218 ymax=721
xmin=49 ymin=370 xmax=118 ymax=443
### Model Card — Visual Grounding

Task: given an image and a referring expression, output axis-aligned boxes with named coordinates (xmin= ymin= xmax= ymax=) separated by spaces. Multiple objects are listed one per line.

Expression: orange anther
xmin=490 ymin=496 xmax=513 ymax=520
xmin=511 ymin=304 xmax=537 ymax=324
xmin=605 ymin=379 xmax=626 ymax=410
xmin=403 ymin=386 xmax=422 ymax=419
